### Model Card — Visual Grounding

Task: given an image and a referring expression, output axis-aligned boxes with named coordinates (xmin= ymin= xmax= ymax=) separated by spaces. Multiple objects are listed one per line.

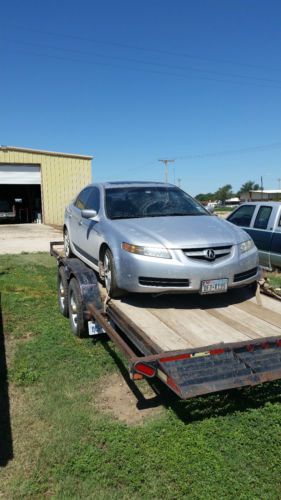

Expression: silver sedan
xmin=64 ymin=182 xmax=259 ymax=298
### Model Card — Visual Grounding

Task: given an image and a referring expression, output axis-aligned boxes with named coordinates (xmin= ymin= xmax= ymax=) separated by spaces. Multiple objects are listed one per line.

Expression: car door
xmin=78 ymin=186 xmax=102 ymax=268
xmin=69 ymin=187 xmax=92 ymax=249
xmin=227 ymin=204 xmax=257 ymax=233
xmin=246 ymin=205 xmax=274 ymax=268
xmin=269 ymin=207 xmax=281 ymax=269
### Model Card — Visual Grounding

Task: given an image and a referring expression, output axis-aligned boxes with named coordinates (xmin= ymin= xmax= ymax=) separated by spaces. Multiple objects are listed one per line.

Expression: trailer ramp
xmin=156 ymin=340 xmax=281 ymax=399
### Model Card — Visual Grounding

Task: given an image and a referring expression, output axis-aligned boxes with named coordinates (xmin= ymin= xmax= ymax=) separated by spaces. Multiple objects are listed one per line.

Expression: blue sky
xmin=1 ymin=0 xmax=281 ymax=195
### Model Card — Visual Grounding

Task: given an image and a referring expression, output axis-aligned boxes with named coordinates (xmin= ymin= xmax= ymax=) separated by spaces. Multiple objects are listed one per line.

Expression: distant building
xmin=225 ymin=197 xmax=240 ymax=206
xmin=0 ymin=146 xmax=93 ymax=226
xmin=240 ymin=190 xmax=281 ymax=202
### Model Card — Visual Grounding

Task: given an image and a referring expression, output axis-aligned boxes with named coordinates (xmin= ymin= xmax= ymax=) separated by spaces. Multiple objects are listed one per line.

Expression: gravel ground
xmin=0 ymin=224 xmax=62 ymax=254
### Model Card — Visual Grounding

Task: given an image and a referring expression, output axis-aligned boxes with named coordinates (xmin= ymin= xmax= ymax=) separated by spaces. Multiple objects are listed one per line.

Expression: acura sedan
xmin=64 ymin=182 xmax=259 ymax=297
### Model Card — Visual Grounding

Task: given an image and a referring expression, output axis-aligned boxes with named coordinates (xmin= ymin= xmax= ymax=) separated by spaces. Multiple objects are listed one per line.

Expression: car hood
xmin=109 ymin=215 xmax=249 ymax=249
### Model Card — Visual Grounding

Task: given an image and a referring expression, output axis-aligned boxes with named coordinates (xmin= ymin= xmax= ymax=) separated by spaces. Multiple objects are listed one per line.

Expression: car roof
xmin=91 ymin=181 xmax=176 ymax=189
xmin=241 ymin=201 xmax=281 ymax=206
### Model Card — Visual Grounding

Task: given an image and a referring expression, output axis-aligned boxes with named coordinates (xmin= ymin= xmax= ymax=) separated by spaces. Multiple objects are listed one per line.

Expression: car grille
xmin=233 ymin=267 xmax=258 ymax=282
xmin=183 ymin=245 xmax=232 ymax=262
xmin=139 ymin=277 xmax=190 ymax=287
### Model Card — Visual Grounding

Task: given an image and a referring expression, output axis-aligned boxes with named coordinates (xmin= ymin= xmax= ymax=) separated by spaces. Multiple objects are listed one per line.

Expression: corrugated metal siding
xmin=0 ymin=150 xmax=92 ymax=225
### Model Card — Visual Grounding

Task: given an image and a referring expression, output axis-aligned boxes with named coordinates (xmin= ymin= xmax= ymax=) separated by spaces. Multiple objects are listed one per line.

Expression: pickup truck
xmin=227 ymin=202 xmax=281 ymax=269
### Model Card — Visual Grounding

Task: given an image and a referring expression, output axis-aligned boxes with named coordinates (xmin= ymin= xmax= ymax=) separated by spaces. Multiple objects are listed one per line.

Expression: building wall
xmin=0 ymin=149 xmax=92 ymax=225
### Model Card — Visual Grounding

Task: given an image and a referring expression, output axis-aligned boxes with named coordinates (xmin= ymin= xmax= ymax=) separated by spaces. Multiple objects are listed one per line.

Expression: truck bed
xmin=107 ymin=287 xmax=281 ymax=355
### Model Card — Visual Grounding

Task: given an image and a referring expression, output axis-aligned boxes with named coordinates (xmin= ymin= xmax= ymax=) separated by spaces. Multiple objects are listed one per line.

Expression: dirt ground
xmin=96 ymin=372 xmax=164 ymax=425
xmin=0 ymin=224 xmax=62 ymax=254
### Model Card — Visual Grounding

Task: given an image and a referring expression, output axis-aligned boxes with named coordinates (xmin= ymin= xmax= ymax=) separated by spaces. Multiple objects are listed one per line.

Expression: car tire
xmin=103 ymin=249 xmax=125 ymax=299
xmin=57 ymin=266 xmax=69 ymax=317
xmin=64 ymin=228 xmax=74 ymax=258
xmin=68 ymin=278 xmax=88 ymax=337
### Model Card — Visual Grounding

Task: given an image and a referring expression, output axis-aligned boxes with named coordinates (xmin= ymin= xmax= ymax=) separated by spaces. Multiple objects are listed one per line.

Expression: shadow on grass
xmin=0 ymin=293 xmax=13 ymax=466
xmin=100 ymin=338 xmax=281 ymax=423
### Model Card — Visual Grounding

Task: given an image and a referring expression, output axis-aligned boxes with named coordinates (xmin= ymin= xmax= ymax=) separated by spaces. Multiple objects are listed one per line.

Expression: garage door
xmin=0 ymin=165 xmax=41 ymax=184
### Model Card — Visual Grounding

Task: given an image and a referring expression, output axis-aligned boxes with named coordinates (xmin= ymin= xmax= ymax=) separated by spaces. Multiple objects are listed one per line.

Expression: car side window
xmin=85 ymin=187 xmax=100 ymax=212
xmin=74 ymin=188 xmax=91 ymax=210
xmin=278 ymin=215 xmax=281 ymax=227
xmin=228 ymin=205 xmax=255 ymax=227
xmin=253 ymin=206 xmax=272 ymax=230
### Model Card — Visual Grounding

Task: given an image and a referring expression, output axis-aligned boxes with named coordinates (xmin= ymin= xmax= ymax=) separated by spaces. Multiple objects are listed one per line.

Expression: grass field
xmin=1 ymin=254 xmax=281 ymax=499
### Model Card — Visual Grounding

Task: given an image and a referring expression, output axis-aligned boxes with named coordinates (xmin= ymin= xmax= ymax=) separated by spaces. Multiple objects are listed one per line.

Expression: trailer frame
xmin=51 ymin=241 xmax=281 ymax=400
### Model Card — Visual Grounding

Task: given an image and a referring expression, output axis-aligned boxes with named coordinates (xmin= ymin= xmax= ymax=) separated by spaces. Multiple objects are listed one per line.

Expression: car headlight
xmin=240 ymin=239 xmax=255 ymax=253
xmin=122 ymin=242 xmax=171 ymax=259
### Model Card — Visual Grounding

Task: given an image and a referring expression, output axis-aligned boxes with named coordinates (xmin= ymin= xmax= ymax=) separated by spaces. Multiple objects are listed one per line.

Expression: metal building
xmin=0 ymin=146 xmax=92 ymax=226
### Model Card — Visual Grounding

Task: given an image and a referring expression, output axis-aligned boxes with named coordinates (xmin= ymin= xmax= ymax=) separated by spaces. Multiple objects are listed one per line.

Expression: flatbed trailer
xmin=51 ymin=242 xmax=281 ymax=400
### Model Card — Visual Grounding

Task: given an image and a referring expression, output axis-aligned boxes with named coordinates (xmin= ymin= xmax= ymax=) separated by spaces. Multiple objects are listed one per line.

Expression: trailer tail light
xmin=133 ymin=362 xmax=156 ymax=378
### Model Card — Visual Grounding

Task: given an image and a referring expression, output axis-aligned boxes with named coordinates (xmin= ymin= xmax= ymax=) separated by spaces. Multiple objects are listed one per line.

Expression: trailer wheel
xmin=68 ymin=278 xmax=88 ymax=338
xmin=103 ymin=249 xmax=125 ymax=299
xmin=57 ymin=266 xmax=69 ymax=317
xmin=64 ymin=228 xmax=74 ymax=258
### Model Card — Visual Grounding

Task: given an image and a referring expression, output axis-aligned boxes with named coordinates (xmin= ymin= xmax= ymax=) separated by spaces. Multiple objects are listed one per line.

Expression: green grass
xmin=1 ymin=254 xmax=281 ymax=499
xmin=266 ymin=271 xmax=281 ymax=289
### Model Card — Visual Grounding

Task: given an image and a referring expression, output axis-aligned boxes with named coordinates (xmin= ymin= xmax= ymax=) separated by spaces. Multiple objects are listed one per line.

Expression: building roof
xmin=249 ymin=189 xmax=281 ymax=194
xmin=0 ymin=145 xmax=93 ymax=160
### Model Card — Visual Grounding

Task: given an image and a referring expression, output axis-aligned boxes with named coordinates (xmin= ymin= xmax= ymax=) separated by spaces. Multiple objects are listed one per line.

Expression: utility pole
xmin=278 ymin=178 xmax=281 ymax=189
xmin=158 ymin=159 xmax=175 ymax=183
xmin=178 ymin=178 xmax=181 ymax=188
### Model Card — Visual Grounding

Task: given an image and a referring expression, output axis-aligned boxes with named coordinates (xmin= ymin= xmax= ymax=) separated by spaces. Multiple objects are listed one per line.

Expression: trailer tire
xmin=64 ymin=228 xmax=74 ymax=258
xmin=103 ymin=248 xmax=125 ymax=299
xmin=57 ymin=266 xmax=69 ymax=317
xmin=68 ymin=278 xmax=88 ymax=338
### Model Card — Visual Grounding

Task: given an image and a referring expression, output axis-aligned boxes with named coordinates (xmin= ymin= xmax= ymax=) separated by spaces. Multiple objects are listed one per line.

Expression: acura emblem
xmin=206 ymin=249 xmax=216 ymax=260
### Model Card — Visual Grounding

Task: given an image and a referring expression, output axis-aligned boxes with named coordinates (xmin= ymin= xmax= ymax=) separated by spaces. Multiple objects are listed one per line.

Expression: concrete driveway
xmin=0 ymin=224 xmax=62 ymax=254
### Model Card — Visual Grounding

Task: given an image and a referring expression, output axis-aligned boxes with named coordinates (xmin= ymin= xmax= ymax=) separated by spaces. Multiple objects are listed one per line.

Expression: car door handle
xmin=78 ymin=221 xmax=83 ymax=226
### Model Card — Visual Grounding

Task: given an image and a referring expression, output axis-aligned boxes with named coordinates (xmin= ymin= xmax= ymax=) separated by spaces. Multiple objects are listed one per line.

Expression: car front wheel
xmin=103 ymin=249 xmax=125 ymax=299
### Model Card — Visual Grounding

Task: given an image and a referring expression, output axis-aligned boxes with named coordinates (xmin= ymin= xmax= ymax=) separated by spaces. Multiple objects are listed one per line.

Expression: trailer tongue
xmin=51 ymin=242 xmax=281 ymax=400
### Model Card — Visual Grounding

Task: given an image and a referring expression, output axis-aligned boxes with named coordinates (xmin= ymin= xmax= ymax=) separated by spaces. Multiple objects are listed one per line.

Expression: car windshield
xmin=105 ymin=186 xmax=209 ymax=220
xmin=0 ymin=200 xmax=12 ymax=212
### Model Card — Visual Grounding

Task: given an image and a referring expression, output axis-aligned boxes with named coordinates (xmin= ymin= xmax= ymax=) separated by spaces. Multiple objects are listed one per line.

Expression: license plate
xmin=200 ymin=278 xmax=228 ymax=294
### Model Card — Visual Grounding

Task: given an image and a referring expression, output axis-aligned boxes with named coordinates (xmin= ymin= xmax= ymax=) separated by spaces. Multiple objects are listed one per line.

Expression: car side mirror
xmin=81 ymin=209 xmax=98 ymax=219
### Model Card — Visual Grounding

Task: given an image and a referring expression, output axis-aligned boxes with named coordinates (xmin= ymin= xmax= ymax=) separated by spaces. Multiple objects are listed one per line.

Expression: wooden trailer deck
xmin=107 ymin=288 xmax=281 ymax=354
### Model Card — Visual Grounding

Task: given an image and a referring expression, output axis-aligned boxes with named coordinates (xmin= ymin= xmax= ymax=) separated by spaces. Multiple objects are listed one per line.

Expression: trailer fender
xmin=60 ymin=258 xmax=103 ymax=315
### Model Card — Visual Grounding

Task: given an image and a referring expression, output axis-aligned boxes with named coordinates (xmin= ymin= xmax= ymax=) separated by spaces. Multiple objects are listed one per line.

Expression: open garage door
xmin=0 ymin=165 xmax=41 ymax=184
xmin=0 ymin=165 xmax=42 ymax=224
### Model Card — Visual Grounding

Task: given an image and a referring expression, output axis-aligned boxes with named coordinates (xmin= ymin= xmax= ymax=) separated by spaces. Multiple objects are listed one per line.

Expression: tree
xmin=195 ymin=193 xmax=216 ymax=203
xmin=238 ymin=180 xmax=260 ymax=195
xmin=215 ymin=184 xmax=233 ymax=203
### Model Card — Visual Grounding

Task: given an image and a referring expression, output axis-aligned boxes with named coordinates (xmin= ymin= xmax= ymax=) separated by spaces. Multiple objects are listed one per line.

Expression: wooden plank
xmin=205 ymin=306 xmax=277 ymax=339
xmin=113 ymin=299 xmax=192 ymax=351
xmin=250 ymin=293 xmax=281 ymax=315
xmin=149 ymin=306 xmax=252 ymax=346
xmin=234 ymin=300 xmax=281 ymax=332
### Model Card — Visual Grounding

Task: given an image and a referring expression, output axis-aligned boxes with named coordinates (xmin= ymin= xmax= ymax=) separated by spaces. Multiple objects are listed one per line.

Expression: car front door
xmin=70 ymin=187 xmax=92 ymax=250
xmin=79 ymin=186 xmax=102 ymax=268
xmin=246 ymin=205 xmax=274 ymax=268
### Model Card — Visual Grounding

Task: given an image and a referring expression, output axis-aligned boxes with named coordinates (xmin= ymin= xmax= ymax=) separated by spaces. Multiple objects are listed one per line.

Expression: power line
xmin=10 ymin=24 xmax=281 ymax=74
xmin=4 ymin=37 xmax=281 ymax=87
xmin=176 ymin=142 xmax=281 ymax=160
xmin=6 ymin=46 xmax=281 ymax=91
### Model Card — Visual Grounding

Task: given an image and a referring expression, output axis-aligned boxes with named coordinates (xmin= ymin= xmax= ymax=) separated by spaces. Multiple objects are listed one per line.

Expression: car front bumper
xmin=114 ymin=245 xmax=260 ymax=294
